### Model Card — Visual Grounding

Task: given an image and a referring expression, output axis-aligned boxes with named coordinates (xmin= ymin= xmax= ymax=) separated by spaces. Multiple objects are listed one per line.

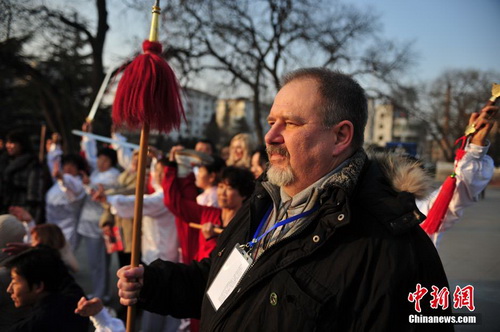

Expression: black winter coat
xmin=140 ymin=154 xmax=454 ymax=331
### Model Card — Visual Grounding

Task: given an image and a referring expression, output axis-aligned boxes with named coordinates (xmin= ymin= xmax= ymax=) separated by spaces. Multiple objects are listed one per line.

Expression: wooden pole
xmin=188 ymin=222 xmax=223 ymax=234
xmin=38 ymin=124 xmax=47 ymax=163
xmin=126 ymin=123 xmax=149 ymax=332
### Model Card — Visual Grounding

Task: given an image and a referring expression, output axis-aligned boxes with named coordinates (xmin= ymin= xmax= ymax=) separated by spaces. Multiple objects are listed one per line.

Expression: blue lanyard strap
xmin=247 ymin=204 xmax=319 ymax=249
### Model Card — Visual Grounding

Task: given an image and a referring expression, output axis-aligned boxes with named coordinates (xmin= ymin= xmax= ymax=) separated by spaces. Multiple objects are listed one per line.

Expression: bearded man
xmin=117 ymin=68 xmax=453 ymax=331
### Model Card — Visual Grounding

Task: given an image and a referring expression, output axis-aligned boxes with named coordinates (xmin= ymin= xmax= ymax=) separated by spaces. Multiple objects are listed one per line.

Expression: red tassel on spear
xmin=111 ymin=1 xmax=184 ymax=331
xmin=421 ymin=84 xmax=499 ymax=235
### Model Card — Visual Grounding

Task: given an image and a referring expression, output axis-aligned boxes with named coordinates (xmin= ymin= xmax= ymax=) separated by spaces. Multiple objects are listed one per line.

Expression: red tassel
xmin=421 ymin=135 xmax=468 ymax=235
xmin=421 ymin=175 xmax=457 ymax=234
xmin=112 ymin=40 xmax=185 ymax=132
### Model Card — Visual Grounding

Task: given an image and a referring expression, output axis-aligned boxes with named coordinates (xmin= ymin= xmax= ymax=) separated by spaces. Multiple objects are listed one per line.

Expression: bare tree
xmin=386 ymin=69 xmax=497 ymax=162
xmin=0 ymin=0 xmax=110 ymax=152
xmin=150 ymin=0 xmax=415 ymax=145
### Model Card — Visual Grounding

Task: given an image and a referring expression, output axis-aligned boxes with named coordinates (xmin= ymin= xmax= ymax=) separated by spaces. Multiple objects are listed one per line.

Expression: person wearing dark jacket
xmin=0 ymin=130 xmax=51 ymax=224
xmin=117 ymin=68 xmax=453 ymax=331
xmin=5 ymin=246 xmax=89 ymax=332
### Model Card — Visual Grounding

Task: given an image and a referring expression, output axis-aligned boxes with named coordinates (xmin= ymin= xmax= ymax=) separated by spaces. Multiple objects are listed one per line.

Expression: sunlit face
xmin=265 ymin=78 xmax=338 ymax=196
xmin=7 ymin=269 xmax=40 ymax=308
xmin=5 ymin=141 xmax=22 ymax=156
xmin=62 ymin=163 xmax=79 ymax=176
xmin=97 ymin=155 xmax=112 ymax=172
xmin=230 ymin=140 xmax=245 ymax=161
xmin=153 ymin=162 xmax=165 ymax=187
xmin=195 ymin=166 xmax=215 ymax=190
xmin=217 ymin=180 xmax=245 ymax=210
xmin=195 ymin=142 xmax=213 ymax=155
xmin=130 ymin=154 xmax=139 ymax=172
xmin=250 ymin=152 xmax=265 ymax=179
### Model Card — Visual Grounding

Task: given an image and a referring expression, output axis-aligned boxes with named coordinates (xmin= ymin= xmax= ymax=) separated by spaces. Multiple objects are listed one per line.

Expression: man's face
xmin=265 ymin=78 xmax=339 ymax=196
xmin=7 ymin=268 xmax=40 ymax=308
xmin=195 ymin=142 xmax=213 ymax=155
xmin=5 ymin=140 xmax=22 ymax=156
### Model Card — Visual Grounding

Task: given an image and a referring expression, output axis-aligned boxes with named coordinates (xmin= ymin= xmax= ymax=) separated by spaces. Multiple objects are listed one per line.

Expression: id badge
xmin=207 ymin=244 xmax=253 ymax=311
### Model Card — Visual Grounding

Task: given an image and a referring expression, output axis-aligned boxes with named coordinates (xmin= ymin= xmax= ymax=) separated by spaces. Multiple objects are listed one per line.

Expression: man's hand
xmin=74 ymin=296 xmax=104 ymax=317
xmin=117 ymin=265 xmax=144 ymax=306
xmin=469 ymin=105 xmax=499 ymax=146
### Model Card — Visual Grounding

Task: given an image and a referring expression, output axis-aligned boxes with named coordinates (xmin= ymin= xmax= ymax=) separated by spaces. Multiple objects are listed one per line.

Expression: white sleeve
xmin=90 ymin=308 xmax=125 ymax=332
xmin=81 ymin=136 xmax=98 ymax=172
xmin=107 ymin=193 xmax=166 ymax=219
xmin=46 ymin=143 xmax=63 ymax=177
xmin=60 ymin=174 xmax=85 ymax=201
xmin=416 ymin=142 xmax=494 ymax=231
xmin=112 ymin=133 xmax=134 ymax=170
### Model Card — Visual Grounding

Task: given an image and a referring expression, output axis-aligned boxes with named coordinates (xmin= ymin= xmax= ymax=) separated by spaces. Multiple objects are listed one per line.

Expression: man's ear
xmin=331 ymin=120 xmax=354 ymax=156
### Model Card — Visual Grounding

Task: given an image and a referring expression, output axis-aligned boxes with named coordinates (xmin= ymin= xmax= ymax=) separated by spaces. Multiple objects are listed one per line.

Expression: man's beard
xmin=266 ymin=145 xmax=295 ymax=187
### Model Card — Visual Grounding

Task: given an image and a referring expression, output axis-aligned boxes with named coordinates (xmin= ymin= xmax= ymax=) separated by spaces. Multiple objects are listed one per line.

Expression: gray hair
xmin=281 ymin=68 xmax=368 ymax=148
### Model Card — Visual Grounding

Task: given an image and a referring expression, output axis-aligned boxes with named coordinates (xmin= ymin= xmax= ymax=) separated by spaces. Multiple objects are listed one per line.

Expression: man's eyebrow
xmin=267 ymin=114 xmax=306 ymax=122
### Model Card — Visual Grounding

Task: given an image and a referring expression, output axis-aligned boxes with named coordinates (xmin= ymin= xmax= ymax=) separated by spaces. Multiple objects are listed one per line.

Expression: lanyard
xmin=247 ymin=204 xmax=319 ymax=249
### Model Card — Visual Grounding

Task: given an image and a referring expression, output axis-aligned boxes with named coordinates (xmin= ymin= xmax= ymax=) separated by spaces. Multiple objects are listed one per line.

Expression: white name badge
xmin=207 ymin=244 xmax=253 ymax=311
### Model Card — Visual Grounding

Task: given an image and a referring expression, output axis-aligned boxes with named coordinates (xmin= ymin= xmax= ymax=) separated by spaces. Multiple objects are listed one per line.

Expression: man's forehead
xmin=269 ymin=79 xmax=322 ymax=116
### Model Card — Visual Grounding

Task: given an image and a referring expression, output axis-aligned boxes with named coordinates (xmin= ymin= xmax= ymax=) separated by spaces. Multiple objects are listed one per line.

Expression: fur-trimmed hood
xmin=319 ymin=149 xmax=434 ymax=200
xmin=370 ymin=152 xmax=434 ymax=200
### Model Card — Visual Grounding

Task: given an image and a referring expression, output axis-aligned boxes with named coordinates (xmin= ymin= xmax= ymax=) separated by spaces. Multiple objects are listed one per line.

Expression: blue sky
xmin=85 ymin=0 xmax=500 ymax=85
xmin=349 ymin=0 xmax=500 ymax=81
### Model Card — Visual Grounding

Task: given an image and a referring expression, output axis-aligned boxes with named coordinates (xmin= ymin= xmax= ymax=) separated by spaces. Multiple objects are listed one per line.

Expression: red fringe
xmin=112 ymin=40 xmax=185 ymax=132
xmin=421 ymin=175 xmax=457 ymax=235
xmin=421 ymin=135 xmax=468 ymax=235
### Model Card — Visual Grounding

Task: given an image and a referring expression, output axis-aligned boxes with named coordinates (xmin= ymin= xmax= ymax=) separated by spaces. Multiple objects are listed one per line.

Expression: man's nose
xmin=265 ymin=123 xmax=284 ymax=145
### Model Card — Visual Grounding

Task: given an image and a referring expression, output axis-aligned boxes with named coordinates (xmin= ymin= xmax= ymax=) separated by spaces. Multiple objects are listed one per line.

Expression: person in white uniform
xmin=417 ymin=106 xmax=497 ymax=246
xmin=77 ymin=128 xmax=120 ymax=301
xmin=100 ymin=157 xmax=180 ymax=332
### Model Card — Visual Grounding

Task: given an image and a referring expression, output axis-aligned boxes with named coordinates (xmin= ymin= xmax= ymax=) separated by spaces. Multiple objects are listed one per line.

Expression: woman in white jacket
xmin=46 ymin=154 xmax=88 ymax=251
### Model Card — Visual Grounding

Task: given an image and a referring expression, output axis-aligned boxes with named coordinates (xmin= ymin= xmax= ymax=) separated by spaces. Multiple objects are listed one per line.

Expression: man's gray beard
xmin=267 ymin=164 xmax=295 ymax=187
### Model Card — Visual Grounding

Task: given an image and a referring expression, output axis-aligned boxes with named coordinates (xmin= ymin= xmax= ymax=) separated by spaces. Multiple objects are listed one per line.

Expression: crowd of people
xmin=0 ymin=67 xmax=496 ymax=331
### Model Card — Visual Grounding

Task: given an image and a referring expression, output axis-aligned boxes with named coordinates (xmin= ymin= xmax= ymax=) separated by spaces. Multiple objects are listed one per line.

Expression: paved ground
xmin=438 ymin=186 xmax=500 ymax=331
xmin=73 ymin=187 xmax=500 ymax=331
